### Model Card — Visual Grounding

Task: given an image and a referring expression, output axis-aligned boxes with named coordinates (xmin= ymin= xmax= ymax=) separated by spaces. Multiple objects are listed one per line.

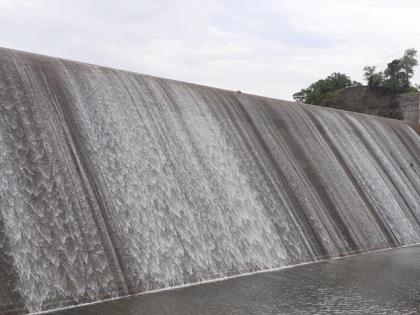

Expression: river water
xmin=51 ymin=245 xmax=420 ymax=315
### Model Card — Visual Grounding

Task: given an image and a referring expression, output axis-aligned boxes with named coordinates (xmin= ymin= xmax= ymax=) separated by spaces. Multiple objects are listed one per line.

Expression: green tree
xmin=364 ymin=48 xmax=418 ymax=93
xmin=400 ymin=48 xmax=418 ymax=85
xmin=363 ymin=66 xmax=383 ymax=88
xmin=293 ymin=72 xmax=359 ymax=104
xmin=383 ymin=59 xmax=402 ymax=92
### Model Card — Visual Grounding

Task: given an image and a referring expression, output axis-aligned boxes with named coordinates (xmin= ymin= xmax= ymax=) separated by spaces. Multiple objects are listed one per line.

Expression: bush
xmin=293 ymin=72 xmax=360 ymax=104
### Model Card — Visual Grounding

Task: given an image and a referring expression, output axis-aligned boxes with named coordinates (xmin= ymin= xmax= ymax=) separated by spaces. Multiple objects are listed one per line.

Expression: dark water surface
xmin=50 ymin=245 xmax=420 ymax=315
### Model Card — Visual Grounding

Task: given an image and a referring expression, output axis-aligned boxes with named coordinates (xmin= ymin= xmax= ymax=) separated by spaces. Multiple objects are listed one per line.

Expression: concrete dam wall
xmin=0 ymin=48 xmax=419 ymax=314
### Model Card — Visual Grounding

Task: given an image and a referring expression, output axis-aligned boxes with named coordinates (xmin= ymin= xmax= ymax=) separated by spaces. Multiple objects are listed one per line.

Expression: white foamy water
xmin=0 ymin=48 xmax=419 ymax=313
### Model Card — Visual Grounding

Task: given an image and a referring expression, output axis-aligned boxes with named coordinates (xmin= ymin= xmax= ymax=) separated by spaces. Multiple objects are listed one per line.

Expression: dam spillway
xmin=0 ymin=47 xmax=419 ymax=314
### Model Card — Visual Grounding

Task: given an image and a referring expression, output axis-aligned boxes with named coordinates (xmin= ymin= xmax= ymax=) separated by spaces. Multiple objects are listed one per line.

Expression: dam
xmin=0 ymin=48 xmax=419 ymax=314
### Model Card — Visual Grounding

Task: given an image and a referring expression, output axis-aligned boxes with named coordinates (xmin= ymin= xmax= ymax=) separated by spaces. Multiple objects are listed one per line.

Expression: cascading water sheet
xmin=0 ymin=48 xmax=419 ymax=313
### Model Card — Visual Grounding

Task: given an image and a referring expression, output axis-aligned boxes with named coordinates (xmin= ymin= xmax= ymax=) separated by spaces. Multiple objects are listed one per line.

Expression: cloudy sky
xmin=0 ymin=0 xmax=419 ymax=100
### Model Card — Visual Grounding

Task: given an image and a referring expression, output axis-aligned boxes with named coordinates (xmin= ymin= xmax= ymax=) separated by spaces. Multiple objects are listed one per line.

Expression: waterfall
xmin=0 ymin=48 xmax=419 ymax=313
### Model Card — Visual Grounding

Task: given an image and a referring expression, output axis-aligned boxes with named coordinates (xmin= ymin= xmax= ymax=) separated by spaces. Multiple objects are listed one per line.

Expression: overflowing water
xmin=51 ymin=245 xmax=420 ymax=315
xmin=0 ymin=48 xmax=419 ymax=313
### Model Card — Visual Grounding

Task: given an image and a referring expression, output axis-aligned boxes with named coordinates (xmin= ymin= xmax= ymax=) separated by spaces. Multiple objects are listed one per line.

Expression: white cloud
xmin=0 ymin=0 xmax=419 ymax=100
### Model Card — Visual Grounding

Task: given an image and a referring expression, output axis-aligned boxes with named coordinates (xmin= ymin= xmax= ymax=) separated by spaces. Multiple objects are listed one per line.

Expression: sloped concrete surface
xmin=0 ymin=48 xmax=419 ymax=313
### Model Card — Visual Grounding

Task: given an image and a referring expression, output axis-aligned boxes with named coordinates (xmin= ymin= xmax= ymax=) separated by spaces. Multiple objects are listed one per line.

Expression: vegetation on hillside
xmin=363 ymin=48 xmax=418 ymax=94
xmin=294 ymin=48 xmax=419 ymax=104
xmin=293 ymin=73 xmax=361 ymax=104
